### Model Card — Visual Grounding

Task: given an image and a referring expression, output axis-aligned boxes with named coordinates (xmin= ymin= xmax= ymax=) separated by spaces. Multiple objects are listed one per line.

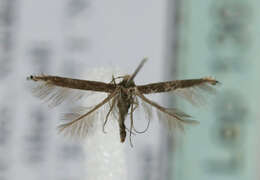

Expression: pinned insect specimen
xmin=27 ymin=58 xmax=219 ymax=146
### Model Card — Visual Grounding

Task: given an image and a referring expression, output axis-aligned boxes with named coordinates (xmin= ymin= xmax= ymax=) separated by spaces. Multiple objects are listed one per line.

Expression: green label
xmin=173 ymin=0 xmax=260 ymax=179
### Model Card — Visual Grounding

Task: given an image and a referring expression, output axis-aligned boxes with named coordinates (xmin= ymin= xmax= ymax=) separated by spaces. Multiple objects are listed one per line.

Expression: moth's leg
xmin=110 ymin=75 xmax=117 ymax=85
xmin=132 ymin=96 xmax=139 ymax=111
xmin=131 ymin=96 xmax=151 ymax=134
xmin=129 ymin=103 xmax=135 ymax=147
xmin=110 ymin=75 xmax=125 ymax=85
xmin=114 ymin=76 xmax=126 ymax=79
xmin=103 ymin=96 xmax=117 ymax=133
xmin=125 ymin=127 xmax=137 ymax=135
xmin=110 ymin=75 xmax=125 ymax=84
xmin=127 ymin=95 xmax=138 ymax=115
xmin=59 ymin=90 xmax=119 ymax=131
xmin=132 ymin=116 xmax=151 ymax=134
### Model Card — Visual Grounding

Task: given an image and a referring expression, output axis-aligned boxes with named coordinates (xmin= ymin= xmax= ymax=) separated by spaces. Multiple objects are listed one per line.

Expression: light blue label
xmin=173 ymin=0 xmax=260 ymax=179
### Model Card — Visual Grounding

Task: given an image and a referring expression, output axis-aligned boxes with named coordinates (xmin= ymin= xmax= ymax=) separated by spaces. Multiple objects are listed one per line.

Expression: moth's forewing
xmin=28 ymin=75 xmax=117 ymax=107
xmin=137 ymin=77 xmax=219 ymax=106
xmin=29 ymin=75 xmax=117 ymax=92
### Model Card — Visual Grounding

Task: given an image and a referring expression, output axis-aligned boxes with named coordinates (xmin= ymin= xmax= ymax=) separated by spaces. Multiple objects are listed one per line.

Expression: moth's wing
xmin=137 ymin=77 xmax=219 ymax=106
xmin=108 ymin=95 xmax=119 ymax=120
xmin=136 ymin=92 xmax=199 ymax=134
xmin=174 ymin=79 xmax=219 ymax=106
xmin=59 ymin=106 xmax=98 ymax=138
xmin=140 ymin=98 xmax=153 ymax=121
xmin=156 ymin=107 xmax=199 ymax=133
xmin=58 ymin=90 xmax=119 ymax=138
xmin=27 ymin=74 xmax=115 ymax=107
xmin=29 ymin=81 xmax=89 ymax=107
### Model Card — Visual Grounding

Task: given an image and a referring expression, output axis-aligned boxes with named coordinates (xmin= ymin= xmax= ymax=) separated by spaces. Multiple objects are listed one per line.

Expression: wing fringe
xmin=135 ymin=89 xmax=199 ymax=134
xmin=29 ymin=79 xmax=92 ymax=107
xmin=58 ymin=90 xmax=119 ymax=138
xmin=59 ymin=106 xmax=98 ymax=138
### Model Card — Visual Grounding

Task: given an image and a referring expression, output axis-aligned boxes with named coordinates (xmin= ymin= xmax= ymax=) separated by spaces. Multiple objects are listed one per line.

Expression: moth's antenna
xmin=127 ymin=57 xmax=148 ymax=85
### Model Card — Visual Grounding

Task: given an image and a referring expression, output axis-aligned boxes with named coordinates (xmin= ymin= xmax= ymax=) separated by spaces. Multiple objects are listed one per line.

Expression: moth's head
xmin=120 ymin=75 xmax=135 ymax=87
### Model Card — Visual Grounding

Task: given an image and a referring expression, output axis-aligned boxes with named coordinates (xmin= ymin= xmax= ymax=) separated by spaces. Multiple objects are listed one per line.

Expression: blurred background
xmin=0 ymin=0 xmax=260 ymax=179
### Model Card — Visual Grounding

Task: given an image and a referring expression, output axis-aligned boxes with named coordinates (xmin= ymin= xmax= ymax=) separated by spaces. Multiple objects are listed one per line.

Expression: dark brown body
xmin=117 ymin=76 xmax=135 ymax=142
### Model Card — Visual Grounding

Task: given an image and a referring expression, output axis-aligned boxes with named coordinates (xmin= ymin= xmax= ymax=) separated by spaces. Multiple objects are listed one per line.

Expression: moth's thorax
xmin=117 ymin=75 xmax=136 ymax=102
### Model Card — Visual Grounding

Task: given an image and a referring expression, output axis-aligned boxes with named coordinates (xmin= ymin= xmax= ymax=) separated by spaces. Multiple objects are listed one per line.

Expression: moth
xmin=27 ymin=59 xmax=219 ymax=146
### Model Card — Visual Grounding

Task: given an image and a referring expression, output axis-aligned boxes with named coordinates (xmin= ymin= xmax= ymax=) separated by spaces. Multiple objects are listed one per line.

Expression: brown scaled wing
xmin=29 ymin=75 xmax=117 ymax=93
xmin=137 ymin=78 xmax=219 ymax=94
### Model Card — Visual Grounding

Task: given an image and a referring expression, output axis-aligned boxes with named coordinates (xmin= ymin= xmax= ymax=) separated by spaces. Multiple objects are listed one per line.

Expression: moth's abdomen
xmin=119 ymin=122 xmax=126 ymax=143
xmin=117 ymin=92 xmax=130 ymax=143
xmin=118 ymin=109 xmax=127 ymax=143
